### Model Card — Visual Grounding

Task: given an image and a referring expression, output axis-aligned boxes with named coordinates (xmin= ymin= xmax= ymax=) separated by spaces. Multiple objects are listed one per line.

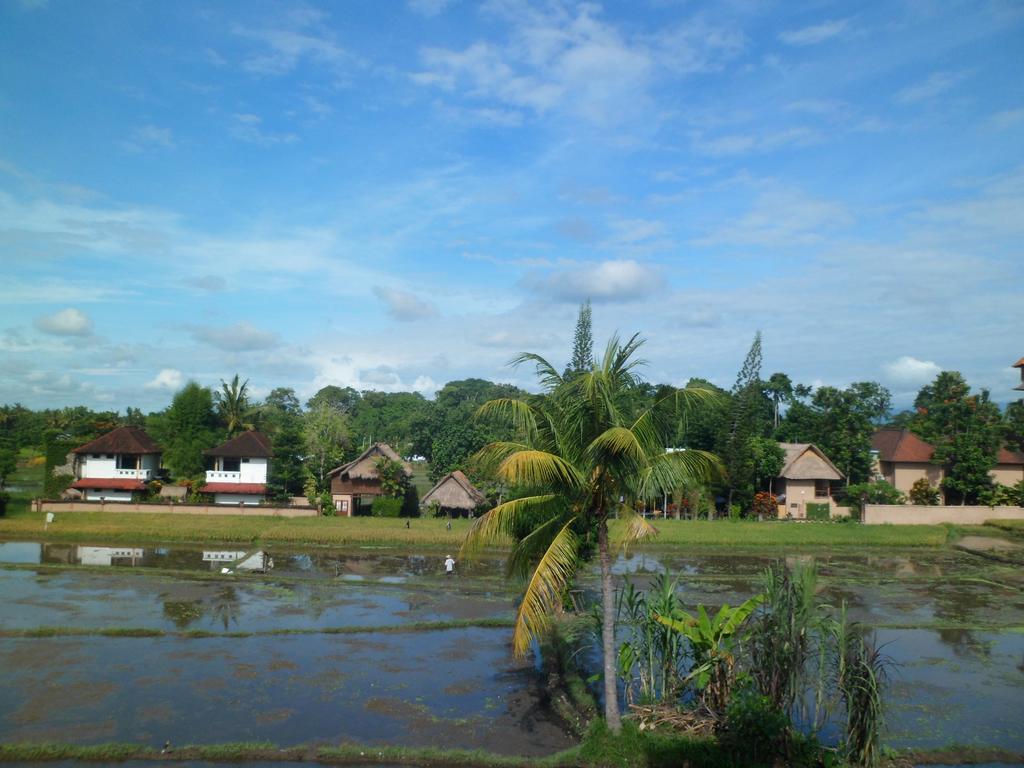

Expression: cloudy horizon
xmin=1 ymin=0 xmax=1021 ymax=413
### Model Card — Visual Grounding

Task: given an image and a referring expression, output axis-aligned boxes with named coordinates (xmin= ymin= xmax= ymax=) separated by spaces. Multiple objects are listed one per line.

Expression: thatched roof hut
xmin=778 ymin=443 xmax=843 ymax=481
xmin=421 ymin=470 xmax=486 ymax=512
xmin=328 ymin=443 xmax=412 ymax=482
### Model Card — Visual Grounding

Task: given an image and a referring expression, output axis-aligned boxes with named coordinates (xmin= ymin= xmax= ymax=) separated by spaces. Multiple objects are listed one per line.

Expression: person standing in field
xmin=444 ymin=554 xmax=455 ymax=575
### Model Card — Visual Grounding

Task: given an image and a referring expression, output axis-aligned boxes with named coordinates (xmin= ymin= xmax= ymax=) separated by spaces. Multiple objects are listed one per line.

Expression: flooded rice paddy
xmin=1 ymin=540 xmax=1023 ymax=756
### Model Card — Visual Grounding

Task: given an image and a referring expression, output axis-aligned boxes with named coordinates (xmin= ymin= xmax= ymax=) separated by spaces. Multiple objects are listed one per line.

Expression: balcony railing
xmin=206 ymin=470 xmax=242 ymax=482
xmin=114 ymin=468 xmax=152 ymax=480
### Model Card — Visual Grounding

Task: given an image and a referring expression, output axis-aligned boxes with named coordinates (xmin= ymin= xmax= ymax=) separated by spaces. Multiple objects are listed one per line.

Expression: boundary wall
xmin=863 ymin=504 xmax=1024 ymax=525
xmin=37 ymin=500 xmax=318 ymax=518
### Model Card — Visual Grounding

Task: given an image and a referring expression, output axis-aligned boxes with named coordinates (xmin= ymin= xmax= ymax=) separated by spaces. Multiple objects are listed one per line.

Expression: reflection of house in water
xmin=78 ymin=546 xmax=145 ymax=566
xmin=202 ymin=550 xmax=271 ymax=572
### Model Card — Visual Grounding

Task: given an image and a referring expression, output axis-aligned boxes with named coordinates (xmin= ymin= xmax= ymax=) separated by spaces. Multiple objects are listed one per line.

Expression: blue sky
xmin=1 ymin=0 xmax=1022 ymax=412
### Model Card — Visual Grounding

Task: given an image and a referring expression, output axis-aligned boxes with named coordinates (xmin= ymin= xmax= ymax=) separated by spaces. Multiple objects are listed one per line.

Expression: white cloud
xmin=233 ymin=9 xmax=352 ymax=77
xmin=373 ymin=286 xmax=438 ymax=321
xmin=696 ymin=184 xmax=852 ymax=247
xmin=145 ymin=368 xmax=184 ymax=390
xmin=122 ymin=124 xmax=176 ymax=152
xmin=408 ymin=0 xmax=453 ymax=17
xmin=33 ymin=307 xmax=93 ymax=336
xmin=895 ymin=70 xmax=970 ymax=104
xmin=189 ymin=321 xmax=280 ymax=351
xmin=178 ymin=274 xmax=227 ymax=293
xmin=230 ymin=113 xmax=299 ymax=146
xmin=884 ymin=356 xmax=941 ymax=384
xmin=990 ymin=107 xmax=1024 ymax=131
xmin=778 ymin=19 xmax=849 ymax=46
xmin=534 ymin=259 xmax=661 ymax=302
xmin=411 ymin=3 xmax=661 ymax=123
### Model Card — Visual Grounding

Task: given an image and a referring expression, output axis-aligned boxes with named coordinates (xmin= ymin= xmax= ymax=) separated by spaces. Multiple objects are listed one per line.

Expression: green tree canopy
xmin=149 ymin=382 xmax=220 ymax=479
xmin=910 ymin=371 xmax=1001 ymax=504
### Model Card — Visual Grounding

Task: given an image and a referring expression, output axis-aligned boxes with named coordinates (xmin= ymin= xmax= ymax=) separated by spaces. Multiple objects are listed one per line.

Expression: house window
xmin=814 ymin=480 xmax=830 ymax=498
xmin=222 ymin=457 xmax=241 ymax=472
xmin=335 ymin=500 xmax=349 ymax=513
xmin=241 ymin=458 xmax=250 ymax=463
xmin=117 ymin=454 xmax=139 ymax=470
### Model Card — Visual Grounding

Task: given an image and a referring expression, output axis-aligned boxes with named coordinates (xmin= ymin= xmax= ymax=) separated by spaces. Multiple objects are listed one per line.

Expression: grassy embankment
xmin=1 ymin=735 xmax=1020 ymax=767
xmin=0 ymin=508 xmax=950 ymax=548
xmin=1 ymin=456 xmax=949 ymax=548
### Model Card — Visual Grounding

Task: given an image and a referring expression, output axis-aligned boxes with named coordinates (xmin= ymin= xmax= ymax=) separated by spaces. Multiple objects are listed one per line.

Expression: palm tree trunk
xmin=597 ymin=517 xmax=622 ymax=733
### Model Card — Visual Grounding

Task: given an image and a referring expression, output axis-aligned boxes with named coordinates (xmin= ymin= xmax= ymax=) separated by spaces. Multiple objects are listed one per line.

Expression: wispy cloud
xmin=895 ymin=70 xmax=971 ymax=104
xmin=696 ymin=183 xmax=852 ymax=247
xmin=990 ymin=107 xmax=1024 ymax=131
xmin=121 ymin=124 xmax=176 ymax=153
xmin=33 ymin=307 xmax=93 ymax=336
xmin=408 ymin=0 xmax=454 ymax=17
xmin=230 ymin=113 xmax=299 ymax=146
xmin=411 ymin=3 xmax=658 ymax=123
xmin=373 ymin=286 xmax=438 ymax=321
xmin=232 ymin=8 xmax=353 ymax=77
xmin=778 ymin=18 xmax=849 ymax=46
xmin=189 ymin=321 xmax=280 ymax=351
xmin=884 ymin=356 xmax=941 ymax=384
xmin=532 ymin=258 xmax=661 ymax=303
xmin=144 ymin=368 xmax=184 ymax=390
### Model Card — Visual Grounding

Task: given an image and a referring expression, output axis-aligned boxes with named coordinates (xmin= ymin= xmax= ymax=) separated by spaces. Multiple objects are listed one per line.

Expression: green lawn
xmin=0 ymin=508 xmax=948 ymax=549
xmin=985 ymin=518 xmax=1024 ymax=534
xmin=2 ymin=453 xmax=44 ymax=516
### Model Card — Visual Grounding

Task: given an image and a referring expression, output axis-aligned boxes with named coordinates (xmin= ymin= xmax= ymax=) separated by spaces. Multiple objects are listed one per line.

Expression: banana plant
xmin=654 ymin=594 xmax=764 ymax=711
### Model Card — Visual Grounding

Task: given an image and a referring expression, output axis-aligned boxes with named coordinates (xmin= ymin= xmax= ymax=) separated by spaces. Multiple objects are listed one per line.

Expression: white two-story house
xmin=70 ymin=426 xmax=162 ymax=501
xmin=200 ymin=430 xmax=272 ymax=505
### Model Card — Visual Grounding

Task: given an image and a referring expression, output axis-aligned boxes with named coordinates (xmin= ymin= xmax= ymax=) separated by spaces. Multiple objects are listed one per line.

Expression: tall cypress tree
xmin=719 ymin=332 xmax=765 ymax=514
xmin=567 ymin=298 xmax=594 ymax=376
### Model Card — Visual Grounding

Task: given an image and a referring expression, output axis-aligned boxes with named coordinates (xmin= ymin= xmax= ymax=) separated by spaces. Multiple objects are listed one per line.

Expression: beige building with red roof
xmin=70 ymin=426 xmax=162 ymax=501
xmin=871 ymin=428 xmax=1024 ymax=499
xmin=200 ymin=430 xmax=273 ymax=505
xmin=871 ymin=428 xmax=944 ymax=496
xmin=1014 ymin=357 xmax=1024 ymax=392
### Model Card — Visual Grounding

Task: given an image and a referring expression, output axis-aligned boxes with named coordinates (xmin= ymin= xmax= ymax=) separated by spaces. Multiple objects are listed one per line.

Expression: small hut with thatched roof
xmin=328 ymin=443 xmax=411 ymax=516
xmin=421 ymin=470 xmax=487 ymax=518
xmin=775 ymin=443 xmax=844 ymax=519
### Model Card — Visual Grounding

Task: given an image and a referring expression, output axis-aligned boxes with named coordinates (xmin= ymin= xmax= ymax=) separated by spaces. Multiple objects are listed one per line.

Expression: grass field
xmin=0 ymin=507 xmax=949 ymax=549
xmin=985 ymin=518 xmax=1024 ymax=535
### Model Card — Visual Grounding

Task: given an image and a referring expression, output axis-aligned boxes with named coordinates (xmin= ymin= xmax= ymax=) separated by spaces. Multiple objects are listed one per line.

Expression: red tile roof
xmin=73 ymin=426 xmax=161 ymax=455
xmin=204 ymin=431 xmax=273 ymax=458
xmin=1013 ymin=357 xmax=1024 ymax=368
xmin=871 ymin=429 xmax=935 ymax=462
xmin=70 ymin=478 xmax=147 ymax=491
xmin=997 ymin=448 xmax=1024 ymax=465
xmin=200 ymin=483 xmax=267 ymax=495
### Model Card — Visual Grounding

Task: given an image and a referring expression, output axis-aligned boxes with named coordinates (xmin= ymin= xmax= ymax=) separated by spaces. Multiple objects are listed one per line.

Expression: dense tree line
xmin=2 ymin=305 xmax=1021 ymax=509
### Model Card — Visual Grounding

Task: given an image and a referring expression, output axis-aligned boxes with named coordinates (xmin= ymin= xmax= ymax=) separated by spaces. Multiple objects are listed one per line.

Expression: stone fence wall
xmin=863 ymin=504 xmax=1024 ymax=525
xmin=37 ymin=500 xmax=319 ymax=518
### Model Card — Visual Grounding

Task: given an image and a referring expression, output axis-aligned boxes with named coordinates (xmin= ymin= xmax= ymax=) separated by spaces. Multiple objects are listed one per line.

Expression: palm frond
xmin=636 ymin=449 xmax=723 ymax=499
xmin=471 ymin=441 xmax=532 ymax=476
xmin=509 ymin=352 xmax=563 ymax=392
xmin=588 ymin=426 xmax=647 ymax=471
xmin=460 ymin=494 xmax=559 ymax=557
xmin=507 ymin=512 xmax=571 ymax=582
xmin=512 ymin=517 xmax=579 ymax=657
xmin=475 ymin=398 xmax=539 ymax=443
xmin=612 ymin=505 xmax=660 ymax=550
xmin=498 ymin=449 xmax=583 ymax=490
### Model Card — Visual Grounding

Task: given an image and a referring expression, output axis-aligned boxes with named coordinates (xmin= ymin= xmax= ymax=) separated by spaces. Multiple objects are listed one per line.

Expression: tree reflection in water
xmin=210 ymin=585 xmax=241 ymax=630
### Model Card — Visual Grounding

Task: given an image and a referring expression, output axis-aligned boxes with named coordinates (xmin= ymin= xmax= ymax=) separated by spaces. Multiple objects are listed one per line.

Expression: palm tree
xmin=215 ymin=374 xmax=252 ymax=436
xmin=461 ymin=334 xmax=722 ymax=732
